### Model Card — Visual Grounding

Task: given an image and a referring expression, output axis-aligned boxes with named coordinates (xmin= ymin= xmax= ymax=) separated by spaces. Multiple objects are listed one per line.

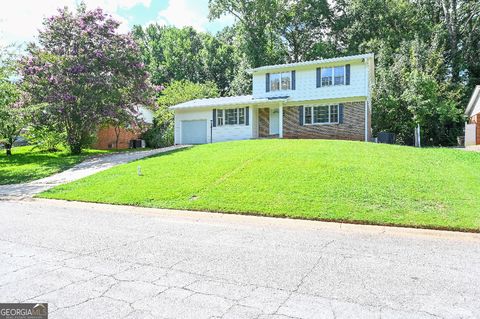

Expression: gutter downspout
xmin=279 ymin=102 xmax=284 ymax=138
xmin=364 ymin=101 xmax=368 ymax=142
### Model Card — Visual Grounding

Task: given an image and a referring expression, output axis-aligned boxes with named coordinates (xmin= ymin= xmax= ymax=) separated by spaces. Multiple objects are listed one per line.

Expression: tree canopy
xmin=20 ymin=4 xmax=155 ymax=154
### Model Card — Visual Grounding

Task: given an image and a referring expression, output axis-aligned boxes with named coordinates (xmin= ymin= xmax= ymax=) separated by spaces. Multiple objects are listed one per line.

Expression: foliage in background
xmin=143 ymin=80 xmax=219 ymax=148
xmin=20 ymin=4 xmax=155 ymax=154
xmin=206 ymin=0 xmax=479 ymax=146
xmin=132 ymin=25 xmax=236 ymax=96
xmin=25 ymin=126 xmax=66 ymax=152
xmin=0 ymin=45 xmax=31 ymax=156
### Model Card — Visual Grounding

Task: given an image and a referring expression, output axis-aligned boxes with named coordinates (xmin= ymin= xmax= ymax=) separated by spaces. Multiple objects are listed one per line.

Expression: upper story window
xmin=270 ymin=72 xmax=291 ymax=91
xmin=321 ymin=65 xmax=346 ymax=87
xmin=216 ymin=108 xmax=246 ymax=126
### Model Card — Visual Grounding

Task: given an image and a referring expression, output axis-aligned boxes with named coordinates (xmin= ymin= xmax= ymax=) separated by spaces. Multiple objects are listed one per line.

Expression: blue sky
xmin=0 ymin=0 xmax=234 ymax=46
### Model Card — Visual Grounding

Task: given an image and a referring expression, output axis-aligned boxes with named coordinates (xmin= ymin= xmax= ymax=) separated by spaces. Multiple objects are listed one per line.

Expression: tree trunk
xmin=441 ymin=0 xmax=460 ymax=82
xmin=5 ymin=144 xmax=12 ymax=156
xmin=114 ymin=126 xmax=121 ymax=149
xmin=69 ymin=142 xmax=82 ymax=155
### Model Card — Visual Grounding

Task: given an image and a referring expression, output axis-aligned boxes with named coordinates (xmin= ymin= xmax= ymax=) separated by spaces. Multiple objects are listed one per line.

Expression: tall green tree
xmin=0 ymin=45 xmax=30 ymax=156
xmin=132 ymin=25 xmax=236 ymax=95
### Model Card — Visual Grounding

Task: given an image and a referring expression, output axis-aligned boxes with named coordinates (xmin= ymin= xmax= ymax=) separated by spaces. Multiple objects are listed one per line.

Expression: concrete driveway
xmin=0 ymin=146 xmax=187 ymax=198
xmin=1 ymin=199 xmax=479 ymax=318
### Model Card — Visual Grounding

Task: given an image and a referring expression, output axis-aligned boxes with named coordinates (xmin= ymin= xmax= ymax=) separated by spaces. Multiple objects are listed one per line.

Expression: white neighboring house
xmin=171 ymin=53 xmax=375 ymax=144
xmin=465 ymin=85 xmax=480 ymax=146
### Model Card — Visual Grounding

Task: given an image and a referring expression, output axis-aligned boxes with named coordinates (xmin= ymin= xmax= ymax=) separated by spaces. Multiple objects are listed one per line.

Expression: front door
xmin=269 ymin=108 xmax=279 ymax=135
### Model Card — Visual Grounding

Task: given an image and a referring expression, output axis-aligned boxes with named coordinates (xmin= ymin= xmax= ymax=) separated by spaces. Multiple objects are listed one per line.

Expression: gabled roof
xmin=249 ymin=53 xmax=374 ymax=73
xmin=466 ymin=85 xmax=480 ymax=117
xmin=170 ymin=95 xmax=289 ymax=110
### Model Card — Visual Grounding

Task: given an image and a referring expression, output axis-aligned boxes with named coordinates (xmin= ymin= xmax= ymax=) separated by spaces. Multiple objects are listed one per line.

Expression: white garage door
xmin=182 ymin=120 xmax=208 ymax=144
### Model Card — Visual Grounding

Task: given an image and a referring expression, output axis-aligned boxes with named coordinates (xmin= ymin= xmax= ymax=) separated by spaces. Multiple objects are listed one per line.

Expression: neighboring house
xmin=171 ymin=53 xmax=375 ymax=145
xmin=94 ymin=106 xmax=154 ymax=149
xmin=465 ymin=85 xmax=480 ymax=146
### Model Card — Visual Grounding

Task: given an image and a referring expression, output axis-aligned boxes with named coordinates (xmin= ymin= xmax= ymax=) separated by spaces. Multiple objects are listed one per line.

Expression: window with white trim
xmin=217 ymin=108 xmax=246 ymax=126
xmin=304 ymin=105 xmax=340 ymax=124
xmin=321 ymin=66 xmax=346 ymax=87
xmin=216 ymin=109 xmax=224 ymax=126
xmin=270 ymin=72 xmax=291 ymax=91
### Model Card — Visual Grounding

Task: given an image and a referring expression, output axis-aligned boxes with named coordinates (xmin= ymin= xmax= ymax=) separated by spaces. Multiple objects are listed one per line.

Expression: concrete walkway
xmin=1 ymin=199 xmax=479 ymax=318
xmin=0 ymin=145 xmax=188 ymax=198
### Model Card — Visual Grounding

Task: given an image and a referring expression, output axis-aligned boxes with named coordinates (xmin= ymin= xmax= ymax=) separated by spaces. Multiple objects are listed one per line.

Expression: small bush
xmin=142 ymin=124 xmax=174 ymax=148
xmin=26 ymin=127 xmax=66 ymax=152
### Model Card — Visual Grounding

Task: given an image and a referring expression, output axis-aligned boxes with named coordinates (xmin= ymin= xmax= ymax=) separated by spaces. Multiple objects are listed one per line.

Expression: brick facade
xmin=94 ymin=126 xmax=141 ymax=150
xmin=258 ymin=108 xmax=270 ymax=138
xmin=470 ymin=114 xmax=480 ymax=145
xmin=282 ymin=101 xmax=367 ymax=141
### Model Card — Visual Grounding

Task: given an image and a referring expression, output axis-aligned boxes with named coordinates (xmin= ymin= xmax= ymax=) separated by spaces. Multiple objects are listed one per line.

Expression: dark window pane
xmin=313 ymin=106 xmax=329 ymax=123
xmin=330 ymin=105 xmax=339 ymax=122
xmin=238 ymin=108 xmax=245 ymax=124
xmin=305 ymin=107 xmax=312 ymax=124
xmin=225 ymin=108 xmax=238 ymax=125
xmin=217 ymin=109 xmax=223 ymax=126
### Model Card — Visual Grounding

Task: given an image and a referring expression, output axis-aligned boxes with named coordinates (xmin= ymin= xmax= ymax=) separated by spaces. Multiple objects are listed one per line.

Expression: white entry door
xmin=269 ymin=108 xmax=279 ymax=135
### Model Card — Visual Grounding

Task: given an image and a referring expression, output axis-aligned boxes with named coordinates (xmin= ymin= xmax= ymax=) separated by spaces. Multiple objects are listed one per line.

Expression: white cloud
xmin=156 ymin=0 xmax=209 ymax=31
xmin=0 ymin=0 xmax=150 ymax=46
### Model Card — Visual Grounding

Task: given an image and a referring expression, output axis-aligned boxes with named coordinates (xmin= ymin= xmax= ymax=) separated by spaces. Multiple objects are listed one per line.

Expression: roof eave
xmin=170 ymin=97 xmax=290 ymax=110
xmin=465 ymin=85 xmax=480 ymax=116
xmin=248 ymin=53 xmax=375 ymax=74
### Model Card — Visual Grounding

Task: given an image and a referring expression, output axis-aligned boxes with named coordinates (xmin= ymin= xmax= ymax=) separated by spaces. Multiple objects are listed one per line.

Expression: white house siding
xmin=174 ymin=107 xmax=254 ymax=144
xmin=252 ymin=62 xmax=368 ymax=101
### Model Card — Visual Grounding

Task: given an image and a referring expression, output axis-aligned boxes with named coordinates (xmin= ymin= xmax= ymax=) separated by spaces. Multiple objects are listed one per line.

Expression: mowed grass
xmin=0 ymin=146 xmax=113 ymax=185
xmin=39 ymin=139 xmax=480 ymax=231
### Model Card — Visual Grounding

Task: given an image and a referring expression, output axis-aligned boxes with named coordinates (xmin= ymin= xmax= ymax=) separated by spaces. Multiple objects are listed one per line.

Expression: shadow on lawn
xmin=0 ymin=149 xmax=90 ymax=185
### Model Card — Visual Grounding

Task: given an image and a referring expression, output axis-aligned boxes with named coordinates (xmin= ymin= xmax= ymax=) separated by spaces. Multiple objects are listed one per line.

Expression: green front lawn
xmin=0 ymin=146 xmax=113 ymax=185
xmin=39 ymin=140 xmax=480 ymax=231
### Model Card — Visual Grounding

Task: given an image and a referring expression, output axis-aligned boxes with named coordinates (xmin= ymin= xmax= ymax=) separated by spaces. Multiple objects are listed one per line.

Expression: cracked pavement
xmin=1 ymin=199 xmax=479 ymax=318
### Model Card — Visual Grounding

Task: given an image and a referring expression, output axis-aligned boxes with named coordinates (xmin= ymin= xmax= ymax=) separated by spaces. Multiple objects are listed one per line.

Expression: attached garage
xmin=181 ymin=120 xmax=208 ymax=144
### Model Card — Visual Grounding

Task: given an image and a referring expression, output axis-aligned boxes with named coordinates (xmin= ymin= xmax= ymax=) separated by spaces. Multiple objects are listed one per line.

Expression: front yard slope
xmin=39 ymin=140 xmax=480 ymax=231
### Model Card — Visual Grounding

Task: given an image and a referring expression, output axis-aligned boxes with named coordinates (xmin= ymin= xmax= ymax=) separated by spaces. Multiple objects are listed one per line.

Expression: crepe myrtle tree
xmin=20 ymin=4 xmax=156 ymax=154
xmin=0 ymin=80 xmax=30 ymax=156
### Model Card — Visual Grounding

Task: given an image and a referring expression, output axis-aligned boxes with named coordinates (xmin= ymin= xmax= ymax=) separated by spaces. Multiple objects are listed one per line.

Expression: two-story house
xmin=171 ymin=53 xmax=375 ymax=144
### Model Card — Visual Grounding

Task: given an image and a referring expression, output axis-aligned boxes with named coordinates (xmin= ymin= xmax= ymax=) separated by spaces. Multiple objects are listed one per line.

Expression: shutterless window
xmin=270 ymin=72 xmax=291 ymax=91
xmin=304 ymin=105 xmax=339 ymax=124
xmin=217 ymin=108 xmax=246 ymax=126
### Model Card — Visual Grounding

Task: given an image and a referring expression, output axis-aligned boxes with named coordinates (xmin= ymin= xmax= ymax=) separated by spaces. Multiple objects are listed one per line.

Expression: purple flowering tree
xmin=0 ymin=46 xmax=31 ymax=156
xmin=0 ymin=80 xmax=26 ymax=156
xmin=20 ymin=4 xmax=155 ymax=154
